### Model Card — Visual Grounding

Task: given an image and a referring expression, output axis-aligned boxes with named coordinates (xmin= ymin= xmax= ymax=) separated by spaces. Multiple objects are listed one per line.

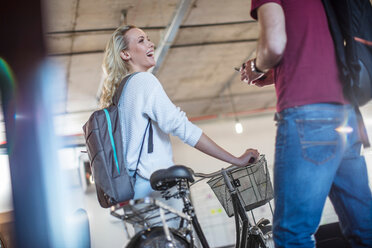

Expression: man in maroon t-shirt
xmin=240 ymin=1 xmax=372 ymax=247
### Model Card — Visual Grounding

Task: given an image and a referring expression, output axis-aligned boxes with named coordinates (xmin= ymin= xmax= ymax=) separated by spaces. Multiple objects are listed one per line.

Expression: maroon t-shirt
xmin=251 ymin=0 xmax=347 ymax=112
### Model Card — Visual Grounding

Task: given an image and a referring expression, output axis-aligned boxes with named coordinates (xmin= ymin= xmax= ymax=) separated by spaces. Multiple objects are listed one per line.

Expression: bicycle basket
xmin=207 ymin=155 xmax=273 ymax=217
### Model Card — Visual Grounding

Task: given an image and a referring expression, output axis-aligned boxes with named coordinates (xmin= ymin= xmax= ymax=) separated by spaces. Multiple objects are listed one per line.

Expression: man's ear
xmin=120 ymin=50 xmax=130 ymax=61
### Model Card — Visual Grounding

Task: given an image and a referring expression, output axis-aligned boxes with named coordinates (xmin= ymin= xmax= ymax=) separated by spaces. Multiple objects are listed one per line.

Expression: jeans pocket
xmin=296 ymin=118 xmax=339 ymax=165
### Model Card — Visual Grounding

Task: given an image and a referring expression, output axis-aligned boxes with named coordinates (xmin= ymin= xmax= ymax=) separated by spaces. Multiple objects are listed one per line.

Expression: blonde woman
xmin=100 ymin=25 xmax=259 ymax=202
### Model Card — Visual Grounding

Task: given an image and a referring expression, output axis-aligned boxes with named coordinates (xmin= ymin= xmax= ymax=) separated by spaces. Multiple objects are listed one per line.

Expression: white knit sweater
xmin=118 ymin=72 xmax=202 ymax=179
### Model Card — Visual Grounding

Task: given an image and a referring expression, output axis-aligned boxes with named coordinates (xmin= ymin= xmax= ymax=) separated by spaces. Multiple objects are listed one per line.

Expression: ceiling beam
xmin=149 ymin=0 xmax=193 ymax=75
xmin=47 ymin=39 xmax=258 ymax=57
xmin=45 ymin=21 xmax=256 ymax=35
xmin=172 ymin=39 xmax=258 ymax=48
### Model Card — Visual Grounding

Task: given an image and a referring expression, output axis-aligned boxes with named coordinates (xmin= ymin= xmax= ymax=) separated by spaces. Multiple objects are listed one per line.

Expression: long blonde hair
xmin=100 ymin=25 xmax=136 ymax=108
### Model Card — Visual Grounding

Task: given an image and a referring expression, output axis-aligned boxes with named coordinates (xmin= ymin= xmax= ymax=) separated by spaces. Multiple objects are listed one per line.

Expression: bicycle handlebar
xmin=188 ymin=155 xmax=264 ymax=179
xmin=189 ymin=164 xmax=239 ymax=179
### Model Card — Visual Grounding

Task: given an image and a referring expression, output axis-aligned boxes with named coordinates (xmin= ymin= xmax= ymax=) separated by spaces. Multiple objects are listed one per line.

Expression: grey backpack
xmin=83 ymin=73 xmax=153 ymax=208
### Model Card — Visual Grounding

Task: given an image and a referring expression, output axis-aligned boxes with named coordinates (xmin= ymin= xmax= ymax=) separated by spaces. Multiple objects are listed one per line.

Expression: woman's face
xmin=122 ymin=28 xmax=155 ymax=72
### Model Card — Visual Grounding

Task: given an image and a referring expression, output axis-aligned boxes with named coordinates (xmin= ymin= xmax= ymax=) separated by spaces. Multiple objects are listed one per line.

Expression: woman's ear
xmin=120 ymin=50 xmax=130 ymax=61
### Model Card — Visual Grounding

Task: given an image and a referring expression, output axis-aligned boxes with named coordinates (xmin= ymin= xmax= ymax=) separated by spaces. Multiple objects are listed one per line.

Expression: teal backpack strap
xmin=103 ymin=108 xmax=121 ymax=174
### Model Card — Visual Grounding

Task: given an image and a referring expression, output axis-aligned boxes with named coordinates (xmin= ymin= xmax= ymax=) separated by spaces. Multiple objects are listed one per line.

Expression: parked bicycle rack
xmin=110 ymin=197 xmax=192 ymax=247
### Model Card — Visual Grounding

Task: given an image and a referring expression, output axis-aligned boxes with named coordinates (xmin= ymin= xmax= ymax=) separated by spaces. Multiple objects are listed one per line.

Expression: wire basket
xmin=207 ymin=155 xmax=273 ymax=217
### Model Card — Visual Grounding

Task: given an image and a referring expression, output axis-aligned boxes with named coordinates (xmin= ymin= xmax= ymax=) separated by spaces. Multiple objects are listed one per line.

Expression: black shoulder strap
xmin=322 ymin=0 xmax=371 ymax=148
xmin=112 ymin=72 xmax=140 ymax=106
xmin=110 ymin=72 xmax=154 ymax=177
xmin=134 ymin=118 xmax=153 ymax=179
xmin=322 ymin=0 xmax=348 ymax=76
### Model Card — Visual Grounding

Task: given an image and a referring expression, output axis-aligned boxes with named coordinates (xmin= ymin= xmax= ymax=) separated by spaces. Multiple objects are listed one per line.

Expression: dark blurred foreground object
xmin=315 ymin=222 xmax=351 ymax=248
xmin=322 ymin=0 xmax=372 ymax=147
xmin=70 ymin=209 xmax=91 ymax=248
xmin=0 ymin=1 xmax=89 ymax=247
xmin=0 ymin=0 xmax=50 ymax=246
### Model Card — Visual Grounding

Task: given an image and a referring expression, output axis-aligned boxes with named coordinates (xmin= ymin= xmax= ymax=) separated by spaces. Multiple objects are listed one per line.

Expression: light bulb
xmin=235 ymin=122 xmax=243 ymax=134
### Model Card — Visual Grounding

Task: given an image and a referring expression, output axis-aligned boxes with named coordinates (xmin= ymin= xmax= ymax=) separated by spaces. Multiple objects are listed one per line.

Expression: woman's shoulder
xmin=131 ymin=72 xmax=161 ymax=86
xmin=125 ymin=72 xmax=162 ymax=97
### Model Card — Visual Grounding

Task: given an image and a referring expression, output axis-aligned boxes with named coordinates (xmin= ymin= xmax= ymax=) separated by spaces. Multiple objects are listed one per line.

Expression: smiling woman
xmin=94 ymin=25 xmax=260 ymax=226
xmin=100 ymin=26 xmax=156 ymax=109
xmin=119 ymin=28 xmax=156 ymax=73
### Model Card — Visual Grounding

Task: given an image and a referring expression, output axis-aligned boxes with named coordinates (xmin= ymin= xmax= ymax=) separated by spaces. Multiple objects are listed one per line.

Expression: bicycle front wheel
xmin=126 ymin=226 xmax=191 ymax=248
xmin=246 ymin=235 xmax=274 ymax=248
xmin=264 ymin=236 xmax=275 ymax=248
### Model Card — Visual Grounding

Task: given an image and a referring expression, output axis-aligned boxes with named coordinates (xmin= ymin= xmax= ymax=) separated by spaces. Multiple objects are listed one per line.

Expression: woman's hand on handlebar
xmin=235 ymin=149 xmax=260 ymax=167
xmin=194 ymin=133 xmax=260 ymax=167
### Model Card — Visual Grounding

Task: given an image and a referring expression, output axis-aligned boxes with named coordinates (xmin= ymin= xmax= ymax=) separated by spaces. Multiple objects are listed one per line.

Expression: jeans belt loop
xmin=274 ymin=112 xmax=282 ymax=121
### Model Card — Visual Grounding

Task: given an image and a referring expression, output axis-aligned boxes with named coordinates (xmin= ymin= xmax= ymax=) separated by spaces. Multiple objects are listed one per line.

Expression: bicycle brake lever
xmin=257 ymin=218 xmax=270 ymax=226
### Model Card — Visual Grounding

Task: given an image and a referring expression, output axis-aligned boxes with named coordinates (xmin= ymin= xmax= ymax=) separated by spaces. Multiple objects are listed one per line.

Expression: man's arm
xmin=240 ymin=2 xmax=286 ymax=85
xmin=255 ymin=2 xmax=287 ymax=72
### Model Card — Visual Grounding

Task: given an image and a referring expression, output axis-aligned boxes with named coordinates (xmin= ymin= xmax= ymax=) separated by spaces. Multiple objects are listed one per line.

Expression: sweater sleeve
xmin=138 ymin=72 xmax=202 ymax=147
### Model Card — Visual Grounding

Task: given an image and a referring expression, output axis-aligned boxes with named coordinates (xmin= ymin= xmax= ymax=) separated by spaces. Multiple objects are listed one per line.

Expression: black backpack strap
xmin=322 ymin=0 xmax=371 ymax=148
xmin=134 ymin=118 xmax=153 ymax=179
xmin=110 ymin=72 xmax=154 ymax=177
xmin=322 ymin=0 xmax=349 ymax=77
xmin=148 ymin=120 xmax=153 ymax=153
xmin=112 ymin=72 xmax=140 ymax=106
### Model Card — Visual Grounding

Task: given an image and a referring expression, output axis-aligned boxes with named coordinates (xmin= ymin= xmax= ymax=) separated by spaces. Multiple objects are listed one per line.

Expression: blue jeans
xmin=129 ymin=170 xmax=155 ymax=200
xmin=273 ymin=103 xmax=372 ymax=248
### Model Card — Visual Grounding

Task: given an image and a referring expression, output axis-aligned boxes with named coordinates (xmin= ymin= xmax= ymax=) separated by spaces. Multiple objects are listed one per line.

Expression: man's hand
xmin=239 ymin=58 xmax=274 ymax=86
xmin=240 ymin=58 xmax=266 ymax=85
xmin=252 ymin=69 xmax=274 ymax=87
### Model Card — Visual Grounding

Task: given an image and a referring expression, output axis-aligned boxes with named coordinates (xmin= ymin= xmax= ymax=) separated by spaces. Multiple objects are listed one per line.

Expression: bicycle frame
xmin=222 ymin=169 xmax=247 ymax=248
xmin=177 ymin=180 xmax=210 ymax=248
xmin=111 ymin=156 xmax=272 ymax=248
xmin=220 ymin=168 xmax=268 ymax=248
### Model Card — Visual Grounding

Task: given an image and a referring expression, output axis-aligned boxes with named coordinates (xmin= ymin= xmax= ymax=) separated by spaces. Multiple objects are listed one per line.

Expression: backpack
xmin=322 ymin=0 xmax=372 ymax=147
xmin=83 ymin=72 xmax=153 ymax=208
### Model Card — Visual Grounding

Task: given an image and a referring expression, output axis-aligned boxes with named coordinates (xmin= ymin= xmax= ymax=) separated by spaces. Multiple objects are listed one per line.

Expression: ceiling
xmin=42 ymin=0 xmax=277 ymax=131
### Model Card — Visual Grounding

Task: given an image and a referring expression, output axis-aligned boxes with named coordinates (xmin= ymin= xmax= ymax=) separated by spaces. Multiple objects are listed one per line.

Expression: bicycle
xmin=110 ymin=155 xmax=274 ymax=248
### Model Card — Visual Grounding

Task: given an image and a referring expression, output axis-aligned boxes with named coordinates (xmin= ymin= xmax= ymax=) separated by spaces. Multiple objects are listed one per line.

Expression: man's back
xmin=252 ymin=0 xmax=346 ymax=112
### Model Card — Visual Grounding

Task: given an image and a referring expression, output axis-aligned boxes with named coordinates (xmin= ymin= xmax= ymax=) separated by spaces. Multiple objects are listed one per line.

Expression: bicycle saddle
xmin=150 ymin=165 xmax=194 ymax=191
